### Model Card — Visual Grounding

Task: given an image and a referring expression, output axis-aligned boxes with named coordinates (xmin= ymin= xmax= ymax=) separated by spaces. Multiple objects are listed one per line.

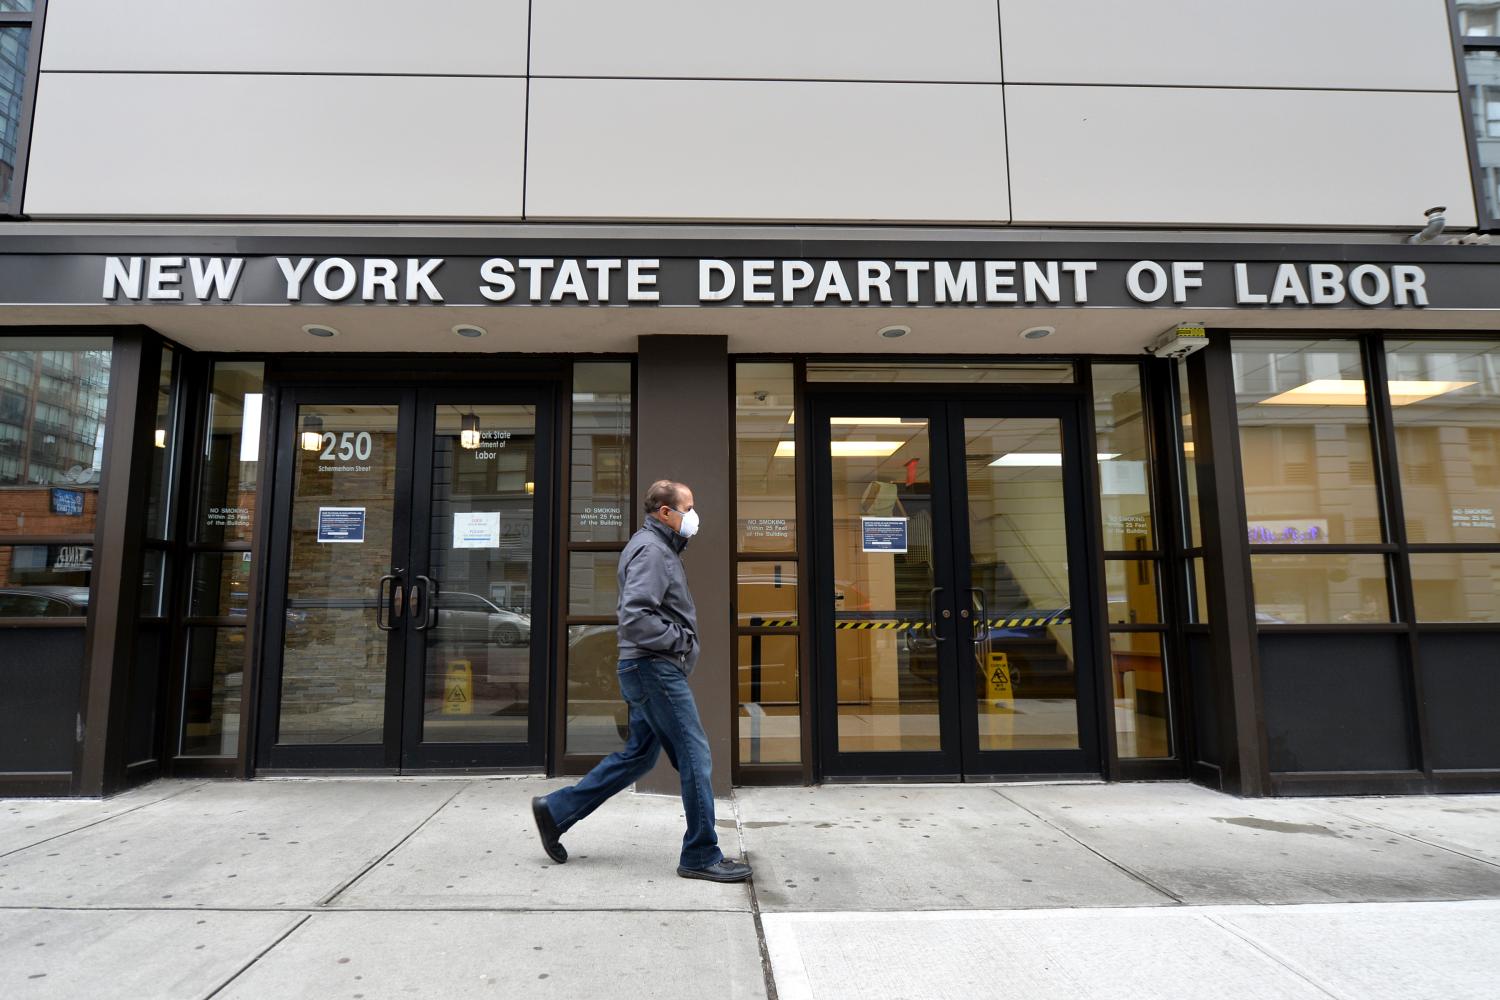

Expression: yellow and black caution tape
xmin=744 ymin=609 xmax=1071 ymax=631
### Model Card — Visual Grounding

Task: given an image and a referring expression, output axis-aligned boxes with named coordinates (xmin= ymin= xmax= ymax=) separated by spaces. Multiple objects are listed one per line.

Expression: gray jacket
xmin=617 ymin=517 xmax=700 ymax=674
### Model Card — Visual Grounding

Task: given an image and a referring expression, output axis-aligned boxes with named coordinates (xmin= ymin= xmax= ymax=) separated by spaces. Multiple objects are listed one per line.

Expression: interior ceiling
xmin=2 ymin=303 xmax=1499 ymax=356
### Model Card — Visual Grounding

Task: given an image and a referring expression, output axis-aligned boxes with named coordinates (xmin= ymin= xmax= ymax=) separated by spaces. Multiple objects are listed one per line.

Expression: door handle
xmin=376 ymin=574 xmax=396 ymax=631
xmin=969 ymin=588 xmax=989 ymax=643
xmin=928 ymin=586 xmax=946 ymax=643
xmin=414 ymin=575 xmax=438 ymax=631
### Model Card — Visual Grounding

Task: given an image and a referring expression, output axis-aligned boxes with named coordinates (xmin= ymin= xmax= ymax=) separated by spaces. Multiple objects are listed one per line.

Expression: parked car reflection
xmin=433 ymin=591 xmax=531 ymax=646
xmin=0 ymin=585 xmax=90 ymax=617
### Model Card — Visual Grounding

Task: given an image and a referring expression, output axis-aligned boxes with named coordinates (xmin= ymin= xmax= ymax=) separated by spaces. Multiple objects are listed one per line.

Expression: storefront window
xmin=569 ymin=363 xmax=631 ymax=544
xmin=1385 ymin=341 xmax=1500 ymax=544
xmin=1234 ymin=339 xmax=1384 ymax=544
xmin=735 ymin=362 xmax=801 ymax=765
xmin=0 ymin=338 xmax=110 ymax=604
xmin=1178 ymin=360 xmax=1202 ymax=548
xmin=1249 ymin=553 xmax=1391 ymax=625
xmin=1410 ymin=552 xmax=1500 ymax=622
xmin=194 ymin=362 xmax=263 ymax=545
xmin=736 ymin=363 xmax=797 ymax=551
xmin=1110 ymin=633 xmax=1170 ymax=759
xmin=179 ymin=361 xmax=263 ymax=757
xmin=1105 ymin=559 xmax=1159 ymax=625
xmin=564 ymin=362 xmax=634 ymax=756
xmin=1093 ymin=364 xmax=1154 ymax=551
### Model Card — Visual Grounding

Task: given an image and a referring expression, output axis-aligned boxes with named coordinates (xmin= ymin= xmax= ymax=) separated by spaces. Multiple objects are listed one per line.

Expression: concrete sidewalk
xmin=2 ymin=779 xmax=1497 ymax=999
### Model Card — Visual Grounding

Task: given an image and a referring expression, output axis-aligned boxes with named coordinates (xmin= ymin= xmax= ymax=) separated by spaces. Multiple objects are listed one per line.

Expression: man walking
xmin=531 ymin=480 xmax=752 ymax=883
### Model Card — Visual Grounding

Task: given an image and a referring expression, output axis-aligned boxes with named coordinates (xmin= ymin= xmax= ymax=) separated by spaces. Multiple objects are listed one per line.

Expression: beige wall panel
xmin=1001 ymin=0 xmax=1457 ymax=90
xmin=1006 ymin=86 xmax=1478 ymax=228
xmin=40 ymin=0 xmax=529 ymax=75
xmin=526 ymin=79 xmax=1009 ymax=222
xmin=531 ymin=0 xmax=1001 ymax=81
xmin=24 ymin=74 xmax=526 ymax=218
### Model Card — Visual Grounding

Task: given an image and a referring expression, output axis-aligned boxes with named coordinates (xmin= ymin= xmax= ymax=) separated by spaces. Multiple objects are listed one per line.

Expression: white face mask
xmin=674 ymin=508 xmax=700 ymax=538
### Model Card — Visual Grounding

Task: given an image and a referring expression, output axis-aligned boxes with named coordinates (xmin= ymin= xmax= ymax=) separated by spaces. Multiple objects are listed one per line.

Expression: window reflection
xmin=1411 ymin=552 xmax=1500 ymax=622
xmin=1233 ymin=340 xmax=1384 ymax=544
xmin=1250 ymin=554 xmax=1391 ymax=624
xmin=736 ymin=364 xmax=797 ymax=551
xmin=1386 ymin=341 xmax=1500 ymax=544
xmin=196 ymin=363 xmax=264 ymax=545
xmin=1464 ymin=51 xmax=1500 ymax=225
xmin=1093 ymin=364 xmax=1153 ymax=551
xmin=0 ymin=339 xmax=112 ymax=604
xmin=566 ymin=624 xmax=628 ymax=754
xmin=1110 ymin=633 xmax=1170 ymax=759
xmin=0 ymin=26 xmax=32 ymax=205
xmin=570 ymin=363 xmax=631 ymax=543
xmin=1457 ymin=1 xmax=1500 ymax=38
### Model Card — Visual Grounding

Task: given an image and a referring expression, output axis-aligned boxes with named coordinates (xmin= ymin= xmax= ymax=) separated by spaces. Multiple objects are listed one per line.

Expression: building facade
xmin=3 ymin=1 xmax=1500 ymax=799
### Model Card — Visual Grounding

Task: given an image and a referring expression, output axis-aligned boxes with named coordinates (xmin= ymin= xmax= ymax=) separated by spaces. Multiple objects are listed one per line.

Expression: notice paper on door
xmin=317 ymin=507 xmax=366 ymax=543
xmin=861 ymin=516 xmax=909 ymax=553
xmin=453 ymin=511 xmax=501 ymax=549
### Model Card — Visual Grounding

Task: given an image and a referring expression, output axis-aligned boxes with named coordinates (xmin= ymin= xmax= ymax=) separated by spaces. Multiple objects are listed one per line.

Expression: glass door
xmin=258 ymin=390 xmax=412 ymax=769
xmin=812 ymin=397 xmax=1099 ymax=779
xmin=950 ymin=405 xmax=1100 ymax=776
xmin=813 ymin=402 xmax=964 ymax=777
xmin=400 ymin=392 xmax=553 ymax=768
xmin=256 ymin=385 xmax=553 ymax=772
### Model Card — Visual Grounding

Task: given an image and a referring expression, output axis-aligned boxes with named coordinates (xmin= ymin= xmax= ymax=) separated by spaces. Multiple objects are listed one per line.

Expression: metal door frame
xmin=254 ymin=383 xmax=556 ymax=773
xmin=810 ymin=391 xmax=1102 ymax=780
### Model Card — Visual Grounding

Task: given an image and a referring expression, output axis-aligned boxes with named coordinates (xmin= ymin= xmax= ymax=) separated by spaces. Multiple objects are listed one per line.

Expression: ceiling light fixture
xmin=775 ymin=440 xmax=905 ymax=458
xmin=460 ymin=412 xmax=482 ymax=449
xmin=302 ymin=324 xmax=339 ymax=338
xmin=1259 ymin=379 xmax=1474 ymax=407
xmin=990 ymin=452 xmax=1120 ymax=467
xmin=1020 ymin=326 xmax=1055 ymax=341
xmin=452 ymin=324 xmax=486 ymax=339
xmin=878 ymin=325 xmax=910 ymax=339
xmin=300 ymin=414 xmax=325 ymax=452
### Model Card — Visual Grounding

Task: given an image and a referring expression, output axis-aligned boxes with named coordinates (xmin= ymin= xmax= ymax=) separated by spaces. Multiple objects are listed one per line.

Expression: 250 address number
xmin=319 ymin=431 xmax=373 ymax=462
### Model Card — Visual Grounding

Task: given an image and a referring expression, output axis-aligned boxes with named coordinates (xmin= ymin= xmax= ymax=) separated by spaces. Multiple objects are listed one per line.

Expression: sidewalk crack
xmin=731 ymin=791 xmax=780 ymax=1000
xmin=200 ymin=913 xmax=312 ymax=1000
xmin=1204 ymin=913 xmax=1350 ymax=1000
xmin=315 ymin=781 xmax=471 ymax=907
xmin=1322 ymin=808 xmax=1500 ymax=872
xmin=0 ymin=781 xmax=209 ymax=860
xmin=990 ymin=788 xmax=1185 ymax=904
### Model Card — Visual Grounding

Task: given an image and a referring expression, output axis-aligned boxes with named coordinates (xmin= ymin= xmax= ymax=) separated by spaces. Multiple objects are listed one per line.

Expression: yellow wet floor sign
xmin=443 ymin=660 xmax=473 ymax=715
xmin=986 ymin=651 xmax=1013 ymax=705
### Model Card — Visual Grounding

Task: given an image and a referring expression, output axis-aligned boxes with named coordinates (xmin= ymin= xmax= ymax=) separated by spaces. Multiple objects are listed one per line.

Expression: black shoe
xmin=677 ymin=858 xmax=752 ymax=883
xmin=531 ymin=796 xmax=567 ymax=864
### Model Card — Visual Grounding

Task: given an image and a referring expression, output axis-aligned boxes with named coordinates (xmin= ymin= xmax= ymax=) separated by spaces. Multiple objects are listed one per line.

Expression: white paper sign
xmin=453 ymin=511 xmax=501 ymax=549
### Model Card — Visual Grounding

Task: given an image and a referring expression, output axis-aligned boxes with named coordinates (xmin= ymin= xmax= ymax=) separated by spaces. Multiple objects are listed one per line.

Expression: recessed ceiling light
xmin=878 ymin=325 xmax=910 ymax=339
xmin=775 ymin=440 xmax=905 ymax=458
xmin=302 ymin=324 xmax=338 ymax=338
xmin=1259 ymin=379 xmax=1475 ymax=407
xmin=1020 ymin=326 xmax=1055 ymax=341
xmin=452 ymin=324 xmax=486 ymax=339
xmin=990 ymin=452 xmax=1119 ymax=467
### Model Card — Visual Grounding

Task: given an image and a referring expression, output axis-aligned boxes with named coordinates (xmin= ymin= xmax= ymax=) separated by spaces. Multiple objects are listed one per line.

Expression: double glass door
xmin=813 ymin=397 xmax=1099 ymax=778
xmin=256 ymin=386 xmax=553 ymax=770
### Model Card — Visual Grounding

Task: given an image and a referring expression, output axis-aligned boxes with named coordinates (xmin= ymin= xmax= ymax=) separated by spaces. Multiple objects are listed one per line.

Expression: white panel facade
xmin=24 ymin=75 xmax=527 ymax=218
xmin=525 ymin=79 xmax=1009 ymax=222
xmin=531 ymin=0 xmax=1002 ymax=81
xmin=1000 ymin=0 xmax=1458 ymax=90
xmin=39 ymin=0 xmax=530 ymax=75
xmin=1006 ymin=87 xmax=1478 ymax=228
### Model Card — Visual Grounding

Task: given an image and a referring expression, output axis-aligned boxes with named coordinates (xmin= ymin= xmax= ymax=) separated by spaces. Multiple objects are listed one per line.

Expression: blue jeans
xmin=541 ymin=656 xmax=723 ymax=870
